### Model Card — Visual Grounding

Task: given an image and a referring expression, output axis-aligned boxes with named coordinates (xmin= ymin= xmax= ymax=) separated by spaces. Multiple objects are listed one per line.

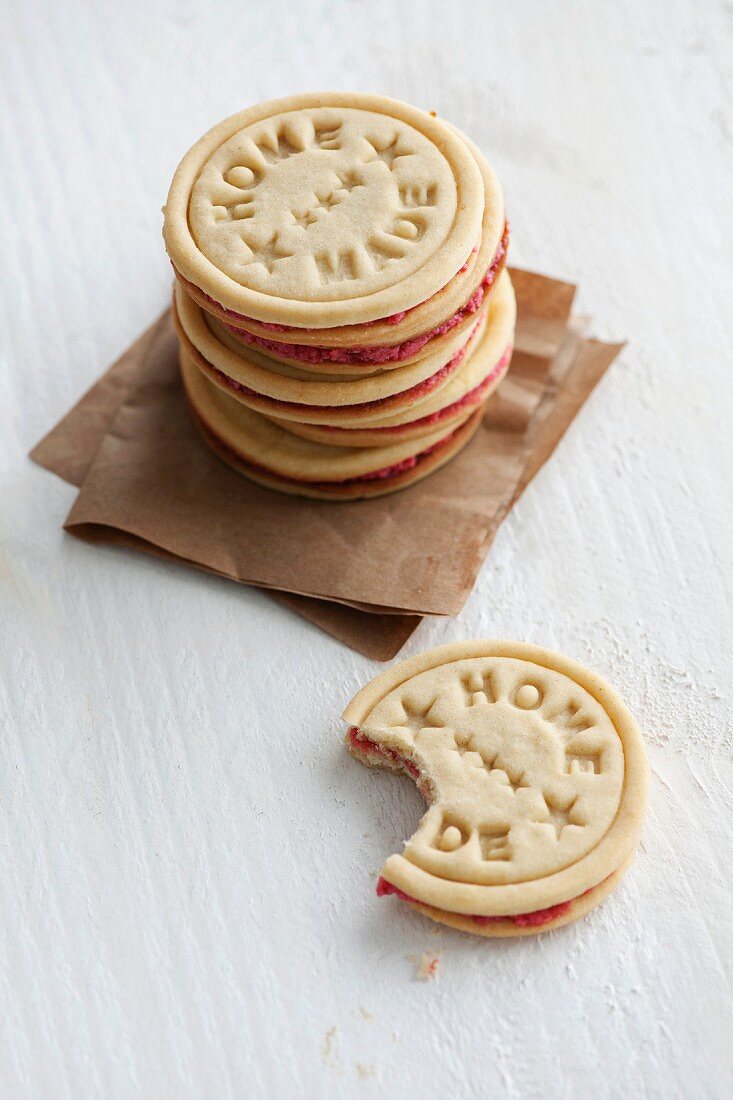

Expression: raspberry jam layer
xmin=318 ymin=346 xmax=512 ymax=436
xmin=180 ymin=223 xmax=508 ymax=364
xmin=375 ymin=878 xmax=574 ymax=928
xmin=200 ymin=322 xmax=477 ymax=417
xmin=348 ymin=728 xmax=420 ymax=778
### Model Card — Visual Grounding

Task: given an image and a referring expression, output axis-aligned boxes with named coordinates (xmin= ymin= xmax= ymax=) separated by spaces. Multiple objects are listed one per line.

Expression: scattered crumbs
xmin=359 ymin=1006 xmax=373 ymax=1021
xmin=321 ymin=1026 xmax=340 ymax=1069
xmin=357 ymin=1063 xmax=375 ymax=1079
xmin=409 ymin=951 xmax=441 ymax=980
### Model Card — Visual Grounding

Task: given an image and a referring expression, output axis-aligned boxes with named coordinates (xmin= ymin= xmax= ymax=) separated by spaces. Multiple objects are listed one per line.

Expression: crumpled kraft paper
xmin=31 ymin=268 xmax=623 ymax=659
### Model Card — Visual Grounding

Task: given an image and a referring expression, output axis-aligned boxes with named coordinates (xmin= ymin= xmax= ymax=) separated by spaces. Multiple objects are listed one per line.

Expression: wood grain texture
xmin=2 ymin=0 xmax=732 ymax=1096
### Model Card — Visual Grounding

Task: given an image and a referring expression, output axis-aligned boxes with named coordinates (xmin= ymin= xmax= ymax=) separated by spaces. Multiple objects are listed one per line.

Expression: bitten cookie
xmin=344 ymin=642 xmax=647 ymax=936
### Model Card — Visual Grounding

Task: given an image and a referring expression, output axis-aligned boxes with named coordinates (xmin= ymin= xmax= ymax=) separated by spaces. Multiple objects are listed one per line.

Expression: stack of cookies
xmin=163 ymin=93 xmax=515 ymax=500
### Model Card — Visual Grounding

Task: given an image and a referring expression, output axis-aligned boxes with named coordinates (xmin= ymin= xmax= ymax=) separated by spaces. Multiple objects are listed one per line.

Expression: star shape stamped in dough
xmin=542 ymin=794 xmax=582 ymax=840
xmin=242 ymin=231 xmax=292 ymax=273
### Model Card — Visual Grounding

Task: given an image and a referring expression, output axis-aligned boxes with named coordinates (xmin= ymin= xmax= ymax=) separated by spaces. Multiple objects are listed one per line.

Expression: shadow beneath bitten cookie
xmin=354 ymin=894 xmax=573 ymax=961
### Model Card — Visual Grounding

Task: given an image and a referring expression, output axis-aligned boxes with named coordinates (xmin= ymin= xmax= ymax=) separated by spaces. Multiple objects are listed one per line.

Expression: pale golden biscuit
xmin=184 ymin=143 xmax=506 ymax=352
xmin=173 ymin=281 xmax=488 ymax=423
xmin=269 ymin=272 xmax=515 ymax=445
xmin=163 ymin=93 xmax=487 ymax=327
xmin=344 ymin=642 xmax=648 ymax=936
xmin=180 ymin=349 xmax=485 ymax=500
xmin=272 ymin=400 xmax=481 ymax=449
xmin=193 ymin=404 xmax=485 ymax=501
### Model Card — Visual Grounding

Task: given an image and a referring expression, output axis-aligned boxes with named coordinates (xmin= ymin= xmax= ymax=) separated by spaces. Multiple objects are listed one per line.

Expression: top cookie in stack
xmin=163 ymin=93 xmax=514 ymax=499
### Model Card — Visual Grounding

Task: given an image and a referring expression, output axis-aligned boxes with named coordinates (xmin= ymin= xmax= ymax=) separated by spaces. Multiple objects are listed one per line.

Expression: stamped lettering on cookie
xmin=357 ymin=655 xmax=626 ymax=886
xmin=188 ymin=107 xmax=458 ymax=301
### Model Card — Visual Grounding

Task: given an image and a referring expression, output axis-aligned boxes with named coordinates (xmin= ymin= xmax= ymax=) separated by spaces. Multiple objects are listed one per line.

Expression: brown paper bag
xmin=31 ymin=269 xmax=622 ymax=658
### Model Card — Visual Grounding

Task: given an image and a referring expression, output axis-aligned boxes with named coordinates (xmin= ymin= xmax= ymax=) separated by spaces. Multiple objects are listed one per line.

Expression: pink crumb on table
xmin=415 ymin=953 xmax=440 ymax=981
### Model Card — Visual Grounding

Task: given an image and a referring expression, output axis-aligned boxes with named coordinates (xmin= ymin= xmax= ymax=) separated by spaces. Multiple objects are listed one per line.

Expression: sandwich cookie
xmin=181 ymin=351 xmax=485 ymax=500
xmin=174 ymin=140 xmax=505 ymax=355
xmin=270 ymin=271 xmax=516 ymax=446
xmin=344 ymin=642 xmax=647 ymax=936
xmin=190 ymin=148 xmax=508 ymax=366
xmin=173 ymin=281 xmax=491 ymax=425
xmin=163 ymin=93 xmax=487 ymax=330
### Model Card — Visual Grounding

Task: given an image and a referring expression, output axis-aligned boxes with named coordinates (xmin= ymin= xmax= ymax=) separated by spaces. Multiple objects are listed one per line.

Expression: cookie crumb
xmin=414 ymin=951 xmax=440 ymax=980
xmin=321 ymin=1026 xmax=339 ymax=1068
xmin=357 ymin=1063 xmax=375 ymax=1078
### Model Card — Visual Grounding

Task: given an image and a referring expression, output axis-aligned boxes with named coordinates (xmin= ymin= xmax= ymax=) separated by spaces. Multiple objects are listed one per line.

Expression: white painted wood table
xmin=2 ymin=1 xmax=732 ymax=1096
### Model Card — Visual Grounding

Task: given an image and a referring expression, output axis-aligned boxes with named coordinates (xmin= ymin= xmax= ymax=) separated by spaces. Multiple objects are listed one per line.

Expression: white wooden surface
xmin=2 ymin=1 xmax=732 ymax=1096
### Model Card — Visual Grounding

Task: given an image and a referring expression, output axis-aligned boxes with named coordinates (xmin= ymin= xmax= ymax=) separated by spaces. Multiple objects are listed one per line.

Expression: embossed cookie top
xmin=164 ymin=94 xmax=486 ymax=326
xmin=344 ymin=642 xmax=647 ymax=914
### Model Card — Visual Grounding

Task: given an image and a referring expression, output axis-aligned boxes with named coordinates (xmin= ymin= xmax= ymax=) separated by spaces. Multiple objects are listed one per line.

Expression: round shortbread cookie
xmin=182 ymin=145 xmax=506 ymax=352
xmin=193 ymin=404 xmax=484 ymax=502
xmin=163 ymin=93 xmax=486 ymax=327
xmin=269 ymin=271 xmax=515 ymax=445
xmin=271 ymin=395 xmax=482 ymax=449
xmin=344 ymin=642 xmax=648 ymax=935
xmin=180 ymin=348 xmax=481 ymax=486
xmin=173 ymin=281 xmax=488 ymax=423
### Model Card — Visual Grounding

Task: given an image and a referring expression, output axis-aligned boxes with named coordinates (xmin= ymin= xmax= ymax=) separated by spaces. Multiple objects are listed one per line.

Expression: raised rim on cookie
xmin=164 ymin=93 xmax=489 ymax=327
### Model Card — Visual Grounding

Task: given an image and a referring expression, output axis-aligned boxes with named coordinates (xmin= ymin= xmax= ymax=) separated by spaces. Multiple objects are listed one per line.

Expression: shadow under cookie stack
xmin=163 ymin=93 xmax=515 ymax=500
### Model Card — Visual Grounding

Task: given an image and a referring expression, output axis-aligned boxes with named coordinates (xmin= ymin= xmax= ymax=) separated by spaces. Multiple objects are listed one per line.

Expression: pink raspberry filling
xmin=318 ymin=346 xmax=512 ymax=435
xmin=348 ymin=726 xmax=598 ymax=930
xmin=324 ymin=427 xmax=463 ymax=484
xmin=201 ymin=322 xmax=478 ymax=416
